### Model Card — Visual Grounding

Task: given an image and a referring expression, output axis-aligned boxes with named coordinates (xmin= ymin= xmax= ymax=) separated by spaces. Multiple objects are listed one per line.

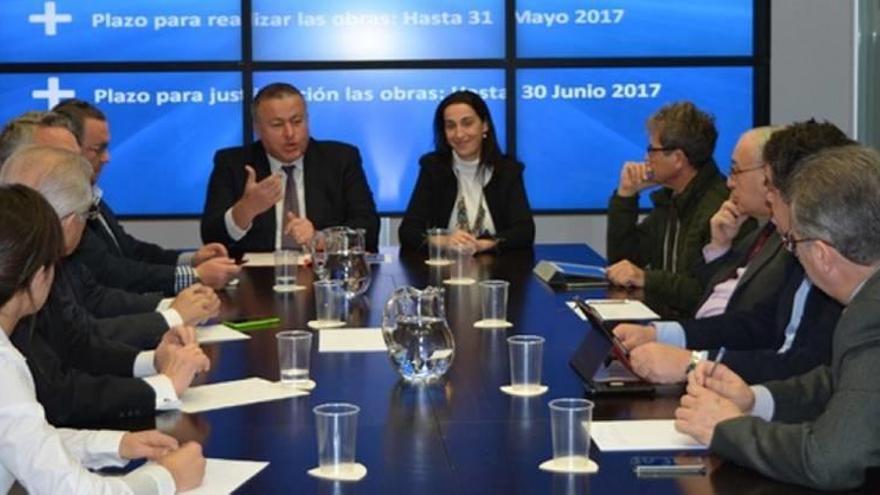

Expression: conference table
xmin=175 ymin=244 xmax=876 ymax=494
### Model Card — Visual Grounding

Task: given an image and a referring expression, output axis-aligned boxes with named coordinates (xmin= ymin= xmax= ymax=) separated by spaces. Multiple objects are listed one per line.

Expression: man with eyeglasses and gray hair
xmin=676 ymin=144 xmax=880 ymax=490
xmin=0 ymin=145 xmax=212 ymax=427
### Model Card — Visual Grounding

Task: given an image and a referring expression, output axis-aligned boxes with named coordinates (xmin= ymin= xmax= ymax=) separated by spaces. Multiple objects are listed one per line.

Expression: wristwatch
xmin=685 ymin=350 xmax=703 ymax=375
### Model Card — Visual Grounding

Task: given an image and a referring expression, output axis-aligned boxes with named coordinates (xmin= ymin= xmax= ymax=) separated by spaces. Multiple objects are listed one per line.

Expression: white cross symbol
xmin=32 ymin=77 xmax=76 ymax=110
xmin=28 ymin=1 xmax=73 ymax=36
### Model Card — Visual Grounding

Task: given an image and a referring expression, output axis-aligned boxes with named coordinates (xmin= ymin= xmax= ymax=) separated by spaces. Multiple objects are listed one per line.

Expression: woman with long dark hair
xmin=399 ymin=90 xmax=535 ymax=252
xmin=0 ymin=184 xmax=204 ymax=494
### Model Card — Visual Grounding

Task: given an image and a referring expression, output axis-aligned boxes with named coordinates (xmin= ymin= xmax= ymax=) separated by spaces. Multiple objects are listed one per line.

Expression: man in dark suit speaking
xmin=201 ymin=82 xmax=380 ymax=252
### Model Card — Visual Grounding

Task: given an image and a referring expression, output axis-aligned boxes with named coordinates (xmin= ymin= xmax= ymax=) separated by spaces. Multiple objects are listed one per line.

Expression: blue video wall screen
xmin=0 ymin=1 xmax=241 ymax=62
xmin=516 ymin=0 xmax=752 ymax=58
xmin=0 ymin=72 xmax=243 ymax=216
xmin=253 ymin=0 xmax=505 ymax=61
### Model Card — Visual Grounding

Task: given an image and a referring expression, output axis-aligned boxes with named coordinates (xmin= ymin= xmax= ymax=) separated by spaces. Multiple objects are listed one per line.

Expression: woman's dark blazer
xmin=398 ymin=152 xmax=535 ymax=251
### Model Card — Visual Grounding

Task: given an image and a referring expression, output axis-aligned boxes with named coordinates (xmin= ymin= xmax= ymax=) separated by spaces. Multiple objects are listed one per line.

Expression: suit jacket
xmin=682 ymin=262 xmax=842 ymax=383
xmin=201 ymin=139 xmax=380 ymax=252
xmin=711 ymin=269 xmax=880 ymax=490
xmin=60 ymin=260 xmax=168 ymax=349
xmin=11 ymin=268 xmax=158 ymax=427
xmin=64 ymin=259 xmax=163 ymax=318
xmin=692 ymin=226 xmax=790 ymax=314
xmin=70 ymin=199 xmax=177 ymax=295
xmin=398 ymin=152 xmax=535 ymax=251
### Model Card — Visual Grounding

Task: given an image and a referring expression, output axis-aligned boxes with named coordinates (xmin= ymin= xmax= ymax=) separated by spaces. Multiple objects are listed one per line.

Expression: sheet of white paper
xmin=156 ymin=297 xmax=174 ymax=311
xmin=243 ymin=252 xmax=309 ymax=267
xmin=566 ymin=300 xmax=659 ymax=321
xmin=197 ymin=324 xmax=250 ymax=344
xmin=319 ymin=328 xmax=387 ymax=353
xmin=180 ymin=377 xmax=307 ymax=414
xmin=590 ymin=420 xmax=706 ymax=451
xmin=179 ymin=458 xmax=269 ymax=495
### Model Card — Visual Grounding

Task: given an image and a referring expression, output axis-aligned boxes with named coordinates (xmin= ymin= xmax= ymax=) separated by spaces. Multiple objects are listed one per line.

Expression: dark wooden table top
xmin=173 ymin=244 xmax=870 ymax=494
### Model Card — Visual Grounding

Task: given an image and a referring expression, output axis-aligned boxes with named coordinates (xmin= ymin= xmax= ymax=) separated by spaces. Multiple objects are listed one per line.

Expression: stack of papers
xmin=590 ymin=420 xmax=706 ymax=451
xmin=567 ymin=299 xmax=659 ymax=321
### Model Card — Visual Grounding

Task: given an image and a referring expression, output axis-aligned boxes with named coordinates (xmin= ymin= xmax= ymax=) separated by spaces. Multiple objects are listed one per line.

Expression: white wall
xmin=770 ymin=0 xmax=856 ymax=135
xmin=121 ymin=1 xmax=856 ymax=254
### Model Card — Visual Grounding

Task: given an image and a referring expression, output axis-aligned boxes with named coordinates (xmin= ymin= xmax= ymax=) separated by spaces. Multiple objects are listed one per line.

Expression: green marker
xmin=223 ymin=316 xmax=281 ymax=331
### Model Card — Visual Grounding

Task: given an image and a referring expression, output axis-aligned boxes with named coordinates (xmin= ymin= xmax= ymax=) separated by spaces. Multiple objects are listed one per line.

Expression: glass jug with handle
xmin=382 ymin=286 xmax=455 ymax=384
xmin=322 ymin=226 xmax=371 ymax=298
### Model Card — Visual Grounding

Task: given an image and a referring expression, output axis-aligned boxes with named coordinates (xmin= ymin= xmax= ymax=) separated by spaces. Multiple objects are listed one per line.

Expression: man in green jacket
xmin=606 ymin=101 xmax=746 ymax=317
xmin=675 ymin=145 xmax=880 ymax=490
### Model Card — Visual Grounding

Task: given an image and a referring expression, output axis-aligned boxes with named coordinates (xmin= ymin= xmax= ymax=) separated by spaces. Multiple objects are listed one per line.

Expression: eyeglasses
xmin=646 ymin=145 xmax=676 ymax=154
xmin=75 ymin=203 xmax=100 ymax=222
xmin=85 ymin=143 xmax=109 ymax=155
xmin=729 ymin=163 xmax=766 ymax=177
xmin=781 ymin=232 xmax=822 ymax=254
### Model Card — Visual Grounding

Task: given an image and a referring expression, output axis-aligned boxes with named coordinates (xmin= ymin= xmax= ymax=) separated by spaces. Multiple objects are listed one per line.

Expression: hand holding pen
xmin=690 ymin=354 xmax=756 ymax=413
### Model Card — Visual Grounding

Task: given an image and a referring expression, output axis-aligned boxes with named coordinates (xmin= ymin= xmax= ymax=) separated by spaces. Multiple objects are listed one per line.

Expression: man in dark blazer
xmin=676 ymin=145 xmax=880 ymax=491
xmin=54 ymin=99 xmax=240 ymax=296
xmin=14 ymin=262 xmax=210 ymax=427
xmin=200 ymin=82 xmax=380 ymax=253
xmin=0 ymin=124 xmax=221 ymax=349
xmin=0 ymin=145 xmax=211 ymax=427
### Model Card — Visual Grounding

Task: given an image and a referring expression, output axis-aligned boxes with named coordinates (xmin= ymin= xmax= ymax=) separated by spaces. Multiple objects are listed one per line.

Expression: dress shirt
xmin=655 ymin=277 xmax=813 ymax=355
xmin=777 ymin=279 xmax=811 ymax=353
xmin=0 ymin=327 xmax=175 ymax=495
xmin=694 ymin=268 xmax=744 ymax=319
xmin=223 ymin=155 xmax=306 ymax=250
xmin=447 ymin=151 xmax=496 ymax=235
xmin=133 ymin=351 xmax=181 ymax=410
xmin=746 ymin=274 xmax=871 ymax=424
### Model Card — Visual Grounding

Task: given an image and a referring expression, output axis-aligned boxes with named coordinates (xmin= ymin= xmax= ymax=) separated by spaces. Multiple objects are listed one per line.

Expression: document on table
xmin=197 ymin=324 xmax=250 ymax=344
xmin=566 ymin=299 xmax=660 ymax=321
xmin=590 ymin=420 xmax=706 ymax=451
xmin=242 ymin=252 xmax=310 ymax=267
xmin=319 ymin=328 xmax=387 ymax=353
xmin=180 ymin=377 xmax=307 ymax=413
xmin=179 ymin=459 xmax=269 ymax=495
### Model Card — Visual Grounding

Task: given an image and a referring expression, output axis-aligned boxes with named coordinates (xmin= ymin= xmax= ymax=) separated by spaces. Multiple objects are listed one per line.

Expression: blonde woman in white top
xmin=0 ymin=184 xmax=205 ymax=494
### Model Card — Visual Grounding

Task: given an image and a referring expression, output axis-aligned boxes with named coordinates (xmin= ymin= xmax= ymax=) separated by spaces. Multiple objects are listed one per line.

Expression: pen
xmin=585 ymin=299 xmax=630 ymax=305
xmin=709 ymin=347 xmax=726 ymax=377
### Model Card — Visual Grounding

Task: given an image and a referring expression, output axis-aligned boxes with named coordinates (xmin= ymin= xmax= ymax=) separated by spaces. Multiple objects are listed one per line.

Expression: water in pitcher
xmin=325 ymin=251 xmax=371 ymax=298
xmin=386 ymin=315 xmax=454 ymax=383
